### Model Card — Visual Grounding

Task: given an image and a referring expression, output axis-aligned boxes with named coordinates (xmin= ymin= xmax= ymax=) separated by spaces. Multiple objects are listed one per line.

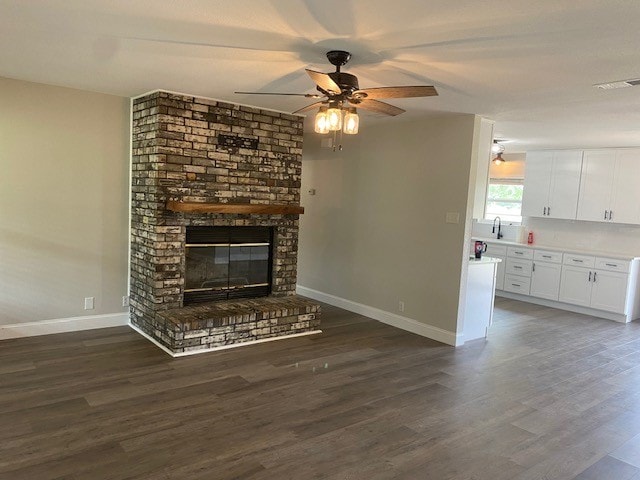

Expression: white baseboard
xmin=496 ymin=291 xmax=628 ymax=323
xmin=296 ymin=285 xmax=460 ymax=346
xmin=129 ymin=323 xmax=322 ymax=357
xmin=0 ymin=312 xmax=130 ymax=340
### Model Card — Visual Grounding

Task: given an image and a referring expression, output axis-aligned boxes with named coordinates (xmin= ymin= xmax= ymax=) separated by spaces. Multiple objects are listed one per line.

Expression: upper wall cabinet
xmin=522 ymin=150 xmax=583 ymax=220
xmin=577 ymin=148 xmax=640 ymax=224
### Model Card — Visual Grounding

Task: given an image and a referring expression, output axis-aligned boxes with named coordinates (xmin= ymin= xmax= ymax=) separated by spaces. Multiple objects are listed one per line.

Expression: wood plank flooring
xmin=2 ymin=298 xmax=640 ymax=479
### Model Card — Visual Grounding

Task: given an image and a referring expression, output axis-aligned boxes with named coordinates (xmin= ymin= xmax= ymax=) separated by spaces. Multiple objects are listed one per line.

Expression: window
xmin=485 ymin=178 xmax=523 ymax=223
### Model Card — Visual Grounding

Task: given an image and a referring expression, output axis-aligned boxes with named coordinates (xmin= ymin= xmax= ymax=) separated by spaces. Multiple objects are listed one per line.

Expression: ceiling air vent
xmin=594 ymin=78 xmax=640 ymax=90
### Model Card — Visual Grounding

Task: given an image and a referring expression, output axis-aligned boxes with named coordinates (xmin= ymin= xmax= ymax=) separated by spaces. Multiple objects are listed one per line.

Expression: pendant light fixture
xmin=492 ymin=140 xmax=506 ymax=165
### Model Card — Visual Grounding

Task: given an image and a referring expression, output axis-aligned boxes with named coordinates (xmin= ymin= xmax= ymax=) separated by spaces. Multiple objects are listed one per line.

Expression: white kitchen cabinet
xmin=590 ymin=270 xmax=628 ymax=314
xmin=609 ymin=149 xmax=640 ymax=224
xmin=521 ymin=151 xmax=553 ymax=218
xmin=530 ymin=261 xmax=561 ymax=301
xmin=559 ymin=254 xmax=629 ymax=314
xmin=476 ymin=236 xmax=640 ymax=322
xmin=485 ymin=243 xmax=507 ymax=290
xmin=504 ymin=274 xmax=531 ymax=295
xmin=522 ymin=150 xmax=583 ymax=219
xmin=493 ymin=255 xmax=506 ymax=290
xmin=558 ymin=265 xmax=592 ymax=307
xmin=577 ymin=148 xmax=640 ymax=224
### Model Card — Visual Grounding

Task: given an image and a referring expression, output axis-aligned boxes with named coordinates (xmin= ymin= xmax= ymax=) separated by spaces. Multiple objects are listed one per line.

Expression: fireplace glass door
xmin=184 ymin=227 xmax=273 ymax=304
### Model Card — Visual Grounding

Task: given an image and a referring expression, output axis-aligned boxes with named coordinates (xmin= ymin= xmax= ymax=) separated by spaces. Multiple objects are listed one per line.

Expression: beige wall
xmin=0 ymin=77 xmax=130 ymax=325
xmin=298 ymin=114 xmax=478 ymax=335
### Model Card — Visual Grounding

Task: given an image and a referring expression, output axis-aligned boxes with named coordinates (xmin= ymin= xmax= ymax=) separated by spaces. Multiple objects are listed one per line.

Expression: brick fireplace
xmin=130 ymin=91 xmax=320 ymax=355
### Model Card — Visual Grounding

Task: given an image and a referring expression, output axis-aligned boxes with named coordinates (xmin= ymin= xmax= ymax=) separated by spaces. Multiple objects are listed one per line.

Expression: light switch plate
xmin=84 ymin=297 xmax=95 ymax=310
xmin=446 ymin=212 xmax=460 ymax=224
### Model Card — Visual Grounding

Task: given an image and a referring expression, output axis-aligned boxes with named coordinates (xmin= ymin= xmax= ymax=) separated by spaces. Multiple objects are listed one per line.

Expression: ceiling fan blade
xmin=305 ymin=69 xmax=341 ymax=95
xmin=292 ymin=101 xmax=326 ymax=115
xmin=353 ymin=86 xmax=438 ymax=99
xmin=235 ymin=91 xmax=321 ymax=98
xmin=350 ymin=99 xmax=405 ymax=116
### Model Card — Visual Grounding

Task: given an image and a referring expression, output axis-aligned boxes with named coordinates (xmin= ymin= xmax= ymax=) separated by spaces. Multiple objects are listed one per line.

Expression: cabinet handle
xmin=533 ymin=263 xmax=536 ymax=272
xmin=594 ymin=272 xmax=597 ymax=282
xmin=514 ymin=265 xmax=523 ymax=269
xmin=605 ymin=263 xmax=618 ymax=267
xmin=514 ymin=251 xmax=523 ymax=255
xmin=610 ymin=210 xmax=613 ymax=220
xmin=588 ymin=271 xmax=592 ymax=282
xmin=604 ymin=210 xmax=609 ymax=220
xmin=542 ymin=255 xmax=551 ymax=259
xmin=543 ymin=207 xmax=547 ymax=215
xmin=573 ymin=259 xmax=583 ymax=263
xmin=547 ymin=206 xmax=551 ymax=215
xmin=511 ymin=283 xmax=521 ymax=287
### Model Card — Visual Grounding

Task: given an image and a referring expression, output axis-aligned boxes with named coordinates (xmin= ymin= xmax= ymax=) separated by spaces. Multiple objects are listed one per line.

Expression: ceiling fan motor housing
xmin=328 ymin=72 xmax=359 ymax=94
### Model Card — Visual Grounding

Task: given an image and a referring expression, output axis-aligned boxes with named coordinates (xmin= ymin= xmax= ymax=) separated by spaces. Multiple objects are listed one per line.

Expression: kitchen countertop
xmin=472 ymin=236 xmax=640 ymax=260
xmin=468 ymin=256 xmax=502 ymax=265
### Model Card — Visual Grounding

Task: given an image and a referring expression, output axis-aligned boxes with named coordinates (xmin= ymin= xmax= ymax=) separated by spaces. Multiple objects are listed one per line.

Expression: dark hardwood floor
xmin=2 ymin=298 xmax=640 ymax=479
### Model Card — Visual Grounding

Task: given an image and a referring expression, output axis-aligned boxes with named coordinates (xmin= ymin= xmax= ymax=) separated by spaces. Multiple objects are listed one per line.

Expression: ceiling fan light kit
xmin=236 ymin=50 xmax=438 ymax=140
xmin=314 ymin=106 xmax=329 ymax=134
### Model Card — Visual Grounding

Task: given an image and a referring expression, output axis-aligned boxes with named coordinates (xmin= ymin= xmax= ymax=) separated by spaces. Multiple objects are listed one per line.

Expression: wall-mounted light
xmin=493 ymin=152 xmax=506 ymax=165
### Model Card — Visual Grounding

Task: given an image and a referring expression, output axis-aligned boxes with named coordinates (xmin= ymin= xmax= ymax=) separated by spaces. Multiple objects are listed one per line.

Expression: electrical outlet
xmin=122 ymin=295 xmax=130 ymax=307
xmin=84 ymin=297 xmax=95 ymax=310
xmin=399 ymin=301 xmax=405 ymax=313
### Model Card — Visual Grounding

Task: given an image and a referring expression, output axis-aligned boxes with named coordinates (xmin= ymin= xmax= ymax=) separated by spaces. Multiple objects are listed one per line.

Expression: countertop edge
xmin=472 ymin=236 xmax=640 ymax=261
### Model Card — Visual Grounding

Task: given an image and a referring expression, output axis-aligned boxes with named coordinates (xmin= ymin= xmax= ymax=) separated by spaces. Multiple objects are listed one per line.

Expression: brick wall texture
xmin=130 ymin=91 xmax=310 ymax=351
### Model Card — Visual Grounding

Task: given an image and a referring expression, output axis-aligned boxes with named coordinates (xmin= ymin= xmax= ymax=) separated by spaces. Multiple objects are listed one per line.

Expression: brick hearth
xmin=129 ymin=90 xmax=320 ymax=354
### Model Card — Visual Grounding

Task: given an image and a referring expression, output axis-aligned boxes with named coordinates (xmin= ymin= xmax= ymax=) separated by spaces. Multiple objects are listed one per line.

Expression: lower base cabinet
xmin=530 ymin=261 xmax=561 ymax=301
xmin=559 ymin=266 xmax=628 ymax=314
xmin=558 ymin=265 xmax=592 ymax=307
xmin=590 ymin=270 xmax=628 ymax=314
xmin=481 ymin=240 xmax=640 ymax=322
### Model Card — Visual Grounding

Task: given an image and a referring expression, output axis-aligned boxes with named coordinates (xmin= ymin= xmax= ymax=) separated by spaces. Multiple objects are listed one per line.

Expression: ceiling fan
xmin=235 ymin=50 xmax=438 ymax=119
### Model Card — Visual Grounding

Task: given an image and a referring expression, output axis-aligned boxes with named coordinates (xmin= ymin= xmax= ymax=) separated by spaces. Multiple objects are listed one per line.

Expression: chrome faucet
xmin=492 ymin=216 xmax=503 ymax=239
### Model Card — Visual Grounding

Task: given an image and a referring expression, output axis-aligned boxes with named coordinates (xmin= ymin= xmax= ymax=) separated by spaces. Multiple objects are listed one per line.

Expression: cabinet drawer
xmin=506 ymin=258 xmax=533 ymax=277
xmin=595 ymin=257 xmax=630 ymax=273
xmin=563 ymin=253 xmax=595 ymax=268
xmin=507 ymin=246 xmax=533 ymax=260
xmin=485 ymin=243 xmax=507 ymax=257
xmin=534 ymin=249 xmax=562 ymax=264
xmin=504 ymin=274 xmax=531 ymax=295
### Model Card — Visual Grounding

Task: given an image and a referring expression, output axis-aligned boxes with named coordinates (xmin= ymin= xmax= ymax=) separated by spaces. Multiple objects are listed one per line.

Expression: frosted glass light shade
xmin=326 ymin=107 xmax=343 ymax=131
xmin=343 ymin=108 xmax=359 ymax=134
xmin=314 ymin=107 xmax=329 ymax=134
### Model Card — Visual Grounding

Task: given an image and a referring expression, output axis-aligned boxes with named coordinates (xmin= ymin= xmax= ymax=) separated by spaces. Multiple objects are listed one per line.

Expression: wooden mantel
xmin=166 ymin=201 xmax=304 ymax=215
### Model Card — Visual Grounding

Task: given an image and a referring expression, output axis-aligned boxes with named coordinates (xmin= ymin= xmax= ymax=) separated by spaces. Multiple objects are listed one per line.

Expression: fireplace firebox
xmin=184 ymin=226 xmax=273 ymax=304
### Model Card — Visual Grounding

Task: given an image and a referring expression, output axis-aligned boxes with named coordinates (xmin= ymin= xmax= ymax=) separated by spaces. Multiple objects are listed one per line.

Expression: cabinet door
xmin=610 ymin=149 xmax=640 ymax=225
xmin=577 ymin=150 xmax=615 ymax=222
xmin=494 ymin=255 xmax=506 ymax=290
xmin=548 ymin=150 xmax=583 ymax=220
xmin=559 ymin=266 xmax=592 ymax=307
xmin=522 ymin=151 xmax=553 ymax=218
xmin=530 ymin=262 xmax=561 ymax=301
xmin=590 ymin=270 xmax=628 ymax=313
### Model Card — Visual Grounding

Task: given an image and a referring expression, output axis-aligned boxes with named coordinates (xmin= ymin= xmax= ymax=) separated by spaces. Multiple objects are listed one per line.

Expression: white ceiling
xmin=2 ymin=0 xmax=640 ymax=151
